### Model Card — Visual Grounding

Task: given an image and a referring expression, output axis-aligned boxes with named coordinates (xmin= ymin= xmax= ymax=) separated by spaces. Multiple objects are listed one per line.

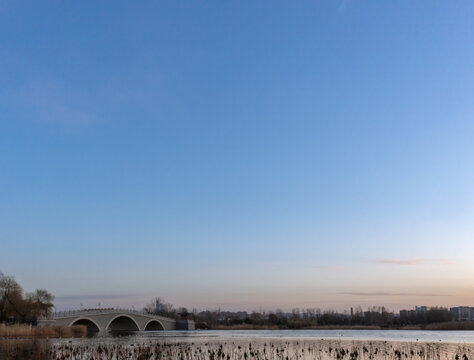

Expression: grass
xmin=0 ymin=323 xmax=87 ymax=339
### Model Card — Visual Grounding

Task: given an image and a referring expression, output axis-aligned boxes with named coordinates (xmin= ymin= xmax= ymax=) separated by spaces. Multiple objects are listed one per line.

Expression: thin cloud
xmin=339 ymin=292 xmax=451 ymax=297
xmin=376 ymin=259 xmax=424 ymax=265
xmin=18 ymin=80 xmax=103 ymax=127
xmin=433 ymin=259 xmax=455 ymax=265
xmin=339 ymin=0 xmax=352 ymax=11
xmin=374 ymin=258 xmax=454 ymax=266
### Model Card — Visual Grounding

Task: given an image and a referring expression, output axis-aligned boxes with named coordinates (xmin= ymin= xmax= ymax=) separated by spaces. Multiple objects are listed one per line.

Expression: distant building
xmin=155 ymin=300 xmax=162 ymax=313
xmin=415 ymin=306 xmax=427 ymax=313
xmin=398 ymin=306 xmax=427 ymax=320
xmin=450 ymin=306 xmax=474 ymax=321
xmin=399 ymin=306 xmax=427 ymax=317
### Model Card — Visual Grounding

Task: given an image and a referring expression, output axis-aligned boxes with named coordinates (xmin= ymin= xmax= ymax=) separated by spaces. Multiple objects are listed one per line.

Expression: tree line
xmin=144 ymin=298 xmax=454 ymax=329
xmin=0 ymin=272 xmax=54 ymax=324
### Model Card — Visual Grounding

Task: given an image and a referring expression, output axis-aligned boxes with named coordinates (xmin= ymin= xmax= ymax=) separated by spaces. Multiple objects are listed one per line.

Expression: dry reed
xmin=0 ymin=323 xmax=87 ymax=339
xmin=49 ymin=337 xmax=474 ymax=360
xmin=0 ymin=339 xmax=51 ymax=360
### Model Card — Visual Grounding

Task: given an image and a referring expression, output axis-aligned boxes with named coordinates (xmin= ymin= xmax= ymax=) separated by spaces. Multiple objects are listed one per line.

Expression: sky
xmin=1 ymin=1 xmax=474 ymax=312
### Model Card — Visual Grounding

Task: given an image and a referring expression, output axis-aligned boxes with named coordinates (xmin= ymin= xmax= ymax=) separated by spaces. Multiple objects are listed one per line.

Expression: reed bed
xmin=0 ymin=339 xmax=51 ymax=359
xmin=0 ymin=323 xmax=87 ymax=339
xmin=49 ymin=338 xmax=474 ymax=360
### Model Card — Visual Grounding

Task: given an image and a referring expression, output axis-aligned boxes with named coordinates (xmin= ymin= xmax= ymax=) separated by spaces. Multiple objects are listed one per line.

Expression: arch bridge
xmin=38 ymin=309 xmax=193 ymax=335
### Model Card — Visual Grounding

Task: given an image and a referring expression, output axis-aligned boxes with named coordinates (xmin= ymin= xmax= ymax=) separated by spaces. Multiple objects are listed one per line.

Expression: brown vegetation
xmin=0 ymin=339 xmax=50 ymax=360
xmin=47 ymin=337 xmax=474 ymax=360
xmin=399 ymin=325 xmax=423 ymax=330
xmin=426 ymin=321 xmax=474 ymax=330
xmin=0 ymin=323 xmax=86 ymax=339
xmin=213 ymin=324 xmax=280 ymax=330
xmin=213 ymin=323 xmax=383 ymax=330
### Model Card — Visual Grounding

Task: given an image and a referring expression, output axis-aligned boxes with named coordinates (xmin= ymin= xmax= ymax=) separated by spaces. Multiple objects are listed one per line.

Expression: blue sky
xmin=1 ymin=1 xmax=474 ymax=311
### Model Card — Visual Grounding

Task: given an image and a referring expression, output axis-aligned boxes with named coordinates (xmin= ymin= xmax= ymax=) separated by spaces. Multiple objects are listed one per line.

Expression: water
xmin=73 ymin=329 xmax=474 ymax=344
xmin=158 ymin=329 xmax=474 ymax=343
xmin=5 ymin=330 xmax=474 ymax=359
xmin=48 ymin=330 xmax=474 ymax=360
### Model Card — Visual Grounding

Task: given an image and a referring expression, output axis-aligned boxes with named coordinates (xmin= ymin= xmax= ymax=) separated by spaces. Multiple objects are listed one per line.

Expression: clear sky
xmin=1 ymin=1 xmax=474 ymax=312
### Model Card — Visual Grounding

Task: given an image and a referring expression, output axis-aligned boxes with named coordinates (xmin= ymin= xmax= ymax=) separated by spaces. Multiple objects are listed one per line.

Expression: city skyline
xmin=1 ymin=1 xmax=474 ymax=312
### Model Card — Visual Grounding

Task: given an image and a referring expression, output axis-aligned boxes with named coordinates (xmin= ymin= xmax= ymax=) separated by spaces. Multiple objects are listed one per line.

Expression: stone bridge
xmin=38 ymin=309 xmax=194 ymax=335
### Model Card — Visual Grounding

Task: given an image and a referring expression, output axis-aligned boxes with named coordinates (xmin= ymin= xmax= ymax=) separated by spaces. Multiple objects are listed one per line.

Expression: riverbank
xmin=0 ymin=323 xmax=86 ymax=339
xmin=426 ymin=321 xmax=474 ymax=330
xmin=211 ymin=322 xmax=474 ymax=331
xmin=213 ymin=324 xmax=382 ymax=330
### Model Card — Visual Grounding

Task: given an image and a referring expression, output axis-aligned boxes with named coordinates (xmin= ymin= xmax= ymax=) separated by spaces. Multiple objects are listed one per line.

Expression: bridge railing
xmin=41 ymin=308 xmax=171 ymax=320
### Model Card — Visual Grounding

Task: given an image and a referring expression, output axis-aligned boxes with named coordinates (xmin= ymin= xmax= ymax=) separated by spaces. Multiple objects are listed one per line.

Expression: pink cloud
xmin=375 ymin=258 xmax=454 ymax=266
xmin=339 ymin=291 xmax=450 ymax=297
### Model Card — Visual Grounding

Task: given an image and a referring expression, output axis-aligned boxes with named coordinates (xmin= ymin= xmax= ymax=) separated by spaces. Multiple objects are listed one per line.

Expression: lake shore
xmin=211 ymin=321 xmax=474 ymax=331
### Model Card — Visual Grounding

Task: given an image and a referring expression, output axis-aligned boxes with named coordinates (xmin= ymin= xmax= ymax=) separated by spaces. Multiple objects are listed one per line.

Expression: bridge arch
xmin=69 ymin=317 xmax=101 ymax=333
xmin=106 ymin=314 xmax=140 ymax=332
xmin=144 ymin=319 xmax=165 ymax=331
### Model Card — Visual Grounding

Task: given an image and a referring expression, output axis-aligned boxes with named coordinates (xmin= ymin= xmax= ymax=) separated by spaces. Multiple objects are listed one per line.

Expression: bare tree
xmin=144 ymin=297 xmax=177 ymax=318
xmin=0 ymin=275 xmax=24 ymax=323
xmin=0 ymin=274 xmax=54 ymax=323
xmin=25 ymin=289 xmax=54 ymax=320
